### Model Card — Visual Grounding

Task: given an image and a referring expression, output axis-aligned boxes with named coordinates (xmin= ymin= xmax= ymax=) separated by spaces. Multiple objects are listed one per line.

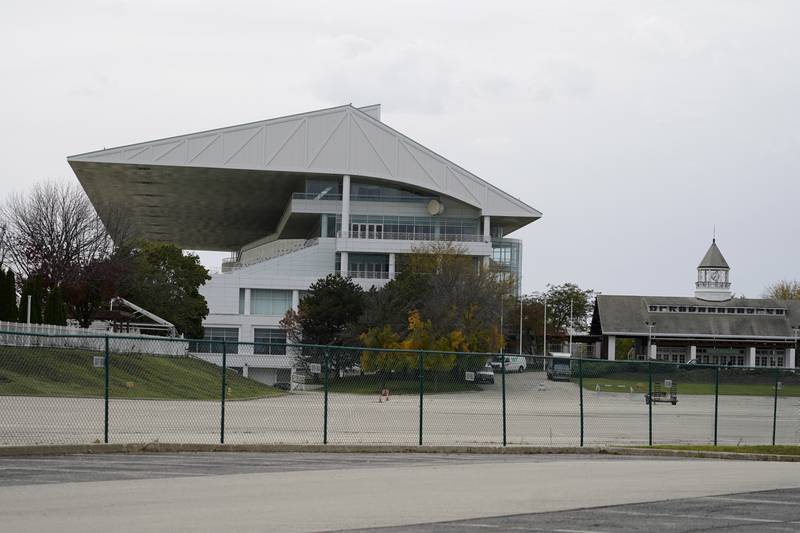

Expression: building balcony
xmin=348 ymin=270 xmax=394 ymax=280
xmin=291 ymin=192 xmax=434 ymax=204
xmin=336 ymin=230 xmax=486 ymax=243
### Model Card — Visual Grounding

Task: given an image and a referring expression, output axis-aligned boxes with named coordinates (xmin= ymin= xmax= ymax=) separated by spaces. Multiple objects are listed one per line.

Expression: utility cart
xmin=644 ymin=379 xmax=678 ymax=405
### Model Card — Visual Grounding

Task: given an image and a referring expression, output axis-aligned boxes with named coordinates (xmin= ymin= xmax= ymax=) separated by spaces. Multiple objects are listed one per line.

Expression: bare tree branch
xmin=1 ymin=181 xmax=117 ymax=285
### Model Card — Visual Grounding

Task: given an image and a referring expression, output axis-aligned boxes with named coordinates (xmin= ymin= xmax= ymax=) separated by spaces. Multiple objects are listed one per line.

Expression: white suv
xmin=490 ymin=356 xmax=527 ymax=373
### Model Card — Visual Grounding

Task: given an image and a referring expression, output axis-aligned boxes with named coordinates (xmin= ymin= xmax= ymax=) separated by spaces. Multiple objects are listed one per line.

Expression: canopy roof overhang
xmin=68 ymin=104 xmax=542 ymax=251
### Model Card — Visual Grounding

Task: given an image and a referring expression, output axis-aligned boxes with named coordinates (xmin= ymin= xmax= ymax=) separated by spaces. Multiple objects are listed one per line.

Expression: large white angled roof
xmin=69 ymin=104 xmax=541 ymax=250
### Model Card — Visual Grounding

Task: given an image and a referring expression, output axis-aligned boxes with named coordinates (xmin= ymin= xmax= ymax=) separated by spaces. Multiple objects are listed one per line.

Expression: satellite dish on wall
xmin=427 ymin=199 xmax=444 ymax=216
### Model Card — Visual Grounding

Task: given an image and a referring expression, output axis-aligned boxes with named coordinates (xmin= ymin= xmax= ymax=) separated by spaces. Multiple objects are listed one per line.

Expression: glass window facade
xmin=491 ymin=238 xmax=522 ymax=295
xmin=250 ymin=289 xmax=292 ymax=316
xmin=348 ymin=253 xmax=390 ymax=279
xmin=192 ymin=327 xmax=239 ymax=354
xmin=253 ymin=328 xmax=287 ymax=355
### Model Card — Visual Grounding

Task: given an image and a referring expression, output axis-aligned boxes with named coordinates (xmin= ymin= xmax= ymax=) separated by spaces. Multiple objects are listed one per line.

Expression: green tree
xmin=540 ymin=283 xmax=596 ymax=336
xmin=43 ymin=285 xmax=67 ymax=326
xmin=0 ymin=269 xmax=18 ymax=321
xmin=355 ymin=243 xmax=505 ymax=377
xmin=765 ymin=280 xmax=800 ymax=300
xmin=125 ymin=242 xmax=210 ymax=338
xmin=281 ymin=274 xmax=364 ymax=374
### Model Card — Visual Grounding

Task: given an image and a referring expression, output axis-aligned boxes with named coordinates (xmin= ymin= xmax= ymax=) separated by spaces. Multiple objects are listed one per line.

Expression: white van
xmin=490 ymin=355 xmax=527 ymax=373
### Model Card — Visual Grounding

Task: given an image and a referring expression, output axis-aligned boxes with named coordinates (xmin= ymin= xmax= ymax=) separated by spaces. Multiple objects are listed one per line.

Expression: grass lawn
xmin=328 ymin=374 xmax=483 ymax=395
xmin=647 ymin=444 xmax=800 ymax=456
xmin=0 ymin=345 xmax=281 ymax=400
xmin=581 ymin=377 xmax=800 ymax=396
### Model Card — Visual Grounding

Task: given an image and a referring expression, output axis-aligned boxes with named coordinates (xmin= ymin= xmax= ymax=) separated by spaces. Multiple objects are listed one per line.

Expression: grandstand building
xmin=69 ymin=104 xmax=542 ymax=383
xmin=591 ymin=240 xmax=799 ymax=368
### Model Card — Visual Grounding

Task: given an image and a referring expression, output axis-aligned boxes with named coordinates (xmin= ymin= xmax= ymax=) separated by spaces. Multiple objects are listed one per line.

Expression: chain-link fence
xmin=0 ymin=329 xmax=798 ymax=447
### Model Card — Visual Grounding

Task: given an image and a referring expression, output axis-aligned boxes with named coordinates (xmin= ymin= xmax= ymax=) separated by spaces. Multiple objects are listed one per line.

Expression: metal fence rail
xmin=0 ymin=330 xmax=797 ymax=447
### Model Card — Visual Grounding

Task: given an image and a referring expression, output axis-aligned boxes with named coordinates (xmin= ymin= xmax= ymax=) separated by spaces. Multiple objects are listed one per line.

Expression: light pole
xmin=499 ymin=297 xmax=504 ymax=355
xmin=543 ymin=296 xmax=547 ymax=357
xmin=645 ymin=321 xmax=656 ymax=360
xmin=519 ymin=296 xmax=523 ymax=355
xmin=569 ymin=299 xmax=574 ymax=356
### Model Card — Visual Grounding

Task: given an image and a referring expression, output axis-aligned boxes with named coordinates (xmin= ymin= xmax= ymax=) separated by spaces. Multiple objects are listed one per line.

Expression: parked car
xmin=490 ymin=355 xmax=527 ymax=373
xmin=474 ymin=365 xmax=495 ymax=384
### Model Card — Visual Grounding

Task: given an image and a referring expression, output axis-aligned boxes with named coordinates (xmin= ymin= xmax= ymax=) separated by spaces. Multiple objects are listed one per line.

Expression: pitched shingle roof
xmin=698 ymin=240 xmax=729 ymax=269
xmin=594 ymin=295 xmax=800 ymax=339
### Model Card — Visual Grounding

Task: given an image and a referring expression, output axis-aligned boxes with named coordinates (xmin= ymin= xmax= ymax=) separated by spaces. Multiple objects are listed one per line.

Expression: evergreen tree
xmin=0 ymin=269 xmax=13 ymax=321
xmin=6 ymin=270 xmax=17 ymax=322
xmin=43 ymin=285 xmax=67 ymax=326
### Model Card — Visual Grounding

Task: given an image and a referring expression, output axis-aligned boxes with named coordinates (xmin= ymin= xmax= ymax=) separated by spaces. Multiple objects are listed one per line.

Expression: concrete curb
xmin=0 ymin=443 xmax=798 ymax=461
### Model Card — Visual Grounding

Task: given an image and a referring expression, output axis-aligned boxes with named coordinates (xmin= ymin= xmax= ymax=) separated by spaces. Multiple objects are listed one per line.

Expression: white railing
xmin=228 ymin=238 xmax=319 ymax=271
xmin=348 ymin=270 xmax=392 ymax=280
xmin=337 ymin=230 xmax=486 ymax=243
xmin=0 ymin=321 xmax=189 ymax=356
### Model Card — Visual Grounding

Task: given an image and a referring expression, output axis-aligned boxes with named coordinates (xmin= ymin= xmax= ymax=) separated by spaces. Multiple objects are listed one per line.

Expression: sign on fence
xmin=92 ymin=356 xmax=104 ymax=368
xmin=465 ymin=371 xmax=475 ymax=382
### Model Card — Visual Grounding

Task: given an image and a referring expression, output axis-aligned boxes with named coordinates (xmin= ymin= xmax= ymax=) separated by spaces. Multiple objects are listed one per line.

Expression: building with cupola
xmin=590 ymin=239 xmax=799 ymax=368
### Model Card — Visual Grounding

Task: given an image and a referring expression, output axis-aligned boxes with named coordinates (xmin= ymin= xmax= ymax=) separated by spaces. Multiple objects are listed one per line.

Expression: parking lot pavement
xmin=346 ymin=487 xmax=800 ymax=532
xmin=0 ymin=452 xmax=647 ymax=486
xmin=2 ymin=453 xmax=800 ymax=533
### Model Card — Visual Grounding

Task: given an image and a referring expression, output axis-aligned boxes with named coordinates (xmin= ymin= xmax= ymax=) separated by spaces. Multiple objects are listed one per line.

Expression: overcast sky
xmin=2 ymin=1 xmax=798 ymax=298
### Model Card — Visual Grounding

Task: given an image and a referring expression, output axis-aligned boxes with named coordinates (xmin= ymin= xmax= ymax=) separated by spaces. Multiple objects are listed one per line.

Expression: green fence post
xmin=220 ymin=342 xmax=227 ymax=444
xmin=323 ymin=350 xmax=329 ymax=445
xmin=104 ymin=336 xmax=109 ymax=444
xmin=772 ymin=367 xmax=779 ymax=446
xmin=502 ymin=353 xmax=506 ymax=447
xmin=714 ymin=365 xmax=719 ymax=446
xmin=418 ymin=351 xmax=424 ymax=446
xmin=648 ymin=360 xmax=653 ymax=446
xmin=579 ymin=357 xmax=584 ymax=447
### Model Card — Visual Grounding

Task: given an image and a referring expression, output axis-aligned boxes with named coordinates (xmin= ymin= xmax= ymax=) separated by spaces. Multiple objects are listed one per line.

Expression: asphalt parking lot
xmin=2 ymin=452 xmax=800 ymax=532
xmin=347 ymin=488 xmax=800 ymax=532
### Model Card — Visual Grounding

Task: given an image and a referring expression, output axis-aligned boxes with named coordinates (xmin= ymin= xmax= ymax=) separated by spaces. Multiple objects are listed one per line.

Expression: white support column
xmin=606 ymin=335 xmax=616 ymax=361
xmin=483 ymin=215 xmax=491 ymax=242
xmin=292 ymin=290 xmax=300 ymax=312
xmin=787 ymin=348 xmax=796 ymax=369
xmin=747 ymin=347 xmax=756 ymax=368
xmin=321 ymin=214 xmax=328 ymax=238
xmin=242 ymin=364 xmax=249 ymax=379
xmin=649 ymin=343 xmax=657 ymax=360
xmin=689 ymin=345 xmax=697 ymax=363
xmin=244 ymin=289 xmax=252 ymax=316
xmin=594 ymin=341 xmax=602 ymax=359
xmin=340 ymin=251 xmax=349 ymax=276
xmin=388 ymin=253 xmax=396 ymax=279
xmin=341 ymin=175 xmax=351 ymax=238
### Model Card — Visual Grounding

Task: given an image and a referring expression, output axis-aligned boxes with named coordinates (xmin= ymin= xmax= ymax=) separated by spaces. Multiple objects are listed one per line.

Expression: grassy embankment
xmin=648 ymin=444 xmax=800 ymax=456
xmin=580 ymin=366 xmax=800 ymax=396
xmin=0 ymin=345 xmax=281 ymax=400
